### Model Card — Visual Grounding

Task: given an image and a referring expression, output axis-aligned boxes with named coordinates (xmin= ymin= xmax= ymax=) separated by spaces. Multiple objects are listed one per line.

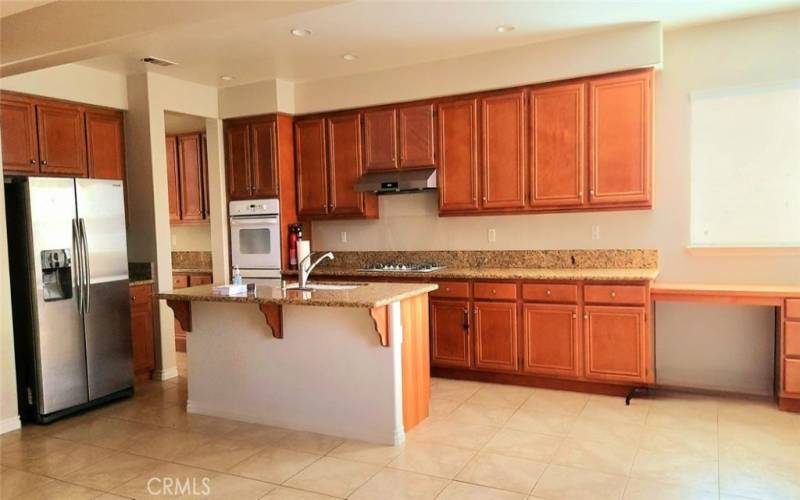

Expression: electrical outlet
xmin=488 ymin=228 xmax=496 ymax=243
xmin=591 ymin=225 xmax=600 ymax=240
xmin=340 ymin=231 xmax=347 ymax=243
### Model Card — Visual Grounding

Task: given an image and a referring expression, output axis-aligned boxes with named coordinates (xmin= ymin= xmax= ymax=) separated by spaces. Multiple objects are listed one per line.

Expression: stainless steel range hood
xmin=354 ymin=168 xmax=437 ymax=193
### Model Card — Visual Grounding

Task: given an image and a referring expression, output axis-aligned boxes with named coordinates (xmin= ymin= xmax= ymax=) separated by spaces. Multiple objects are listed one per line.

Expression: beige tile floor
xmin=2 ymin=354 xmax=799 ymax=499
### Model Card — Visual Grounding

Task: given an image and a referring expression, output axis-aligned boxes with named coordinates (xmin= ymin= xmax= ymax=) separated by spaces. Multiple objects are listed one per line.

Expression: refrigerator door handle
xmin=72 ymin=218 xmax=83 ymax=313
xmin=79 ymin=218 xmax=91 ymax=314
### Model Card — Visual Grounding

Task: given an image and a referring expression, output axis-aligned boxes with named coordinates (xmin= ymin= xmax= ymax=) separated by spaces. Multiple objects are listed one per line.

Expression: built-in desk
xmin=651 ymin=283 xmax=800 ymax=412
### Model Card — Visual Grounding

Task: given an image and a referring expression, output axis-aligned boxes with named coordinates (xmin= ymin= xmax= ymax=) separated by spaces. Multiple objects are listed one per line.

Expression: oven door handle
xmin=229 ymin=217 xmax=280 ymax=227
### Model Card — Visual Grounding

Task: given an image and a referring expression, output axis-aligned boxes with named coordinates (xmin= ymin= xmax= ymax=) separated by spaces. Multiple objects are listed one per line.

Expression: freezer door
xmin=27 ymin=178 xmax=89 ymax=414
xmin=76 ymin=179 xmax=133 ymax=399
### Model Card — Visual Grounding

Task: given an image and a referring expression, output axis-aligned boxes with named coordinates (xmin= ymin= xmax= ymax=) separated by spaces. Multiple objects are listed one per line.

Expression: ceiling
xmin=5 ymin=0 xmax=800 ymax=87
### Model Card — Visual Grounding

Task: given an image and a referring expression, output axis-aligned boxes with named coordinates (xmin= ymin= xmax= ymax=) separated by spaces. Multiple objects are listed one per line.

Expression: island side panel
xmin=400 ymin=294 xmax=431 ymax=431
xmin=186 ymin=302 xmax=404 ymax=445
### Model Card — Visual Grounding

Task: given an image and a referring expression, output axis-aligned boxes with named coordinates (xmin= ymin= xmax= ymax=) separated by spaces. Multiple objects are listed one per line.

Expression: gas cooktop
xmin=359 ymin=263 xmax=445 ymax=273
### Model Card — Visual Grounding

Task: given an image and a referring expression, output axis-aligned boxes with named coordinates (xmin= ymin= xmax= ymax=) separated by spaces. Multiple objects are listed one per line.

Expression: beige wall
xmin=218 ymin=78 xmax=295 ymax=118
xmin=171 ymin=225 xmax=212 ymax=252
xmin=310 ymin=10 xmax=800 ymax=395
xmin=0 ymin=63 xmax=128 ymax=109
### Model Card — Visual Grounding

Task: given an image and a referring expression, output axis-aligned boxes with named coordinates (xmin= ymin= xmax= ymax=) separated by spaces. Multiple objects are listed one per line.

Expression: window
xmin=690 ymin=81 xmax=800 ymax=248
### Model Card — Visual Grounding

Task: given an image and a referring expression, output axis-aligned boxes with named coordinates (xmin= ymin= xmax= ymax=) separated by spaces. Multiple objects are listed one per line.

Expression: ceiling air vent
xmin=141 ymin=56 xmax=178 ymax=67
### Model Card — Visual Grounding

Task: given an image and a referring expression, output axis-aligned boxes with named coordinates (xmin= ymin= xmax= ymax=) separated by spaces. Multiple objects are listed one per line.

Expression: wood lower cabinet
xmin=85 ymin=109 xmax=125 ymax=180
xmin=523 ymin=304 xmax=580 ymax=378
xmin=1 ymin=94 xmax=39 ymax=175
xmin=172 ymin=272 xmax=212 ymax=352
xmin=474 ymin=301 xmax=519 ymax=372
xmin=481 ymin=90 xmax=526 ymax=209
xmin=364 ymin=109 xmax=398 ymax=171
xmin=437 ymin=98 xmax=480 ymax=212
xmin=589 ymin=70 xmax=652 ymax=206
xmin=529 ymin=82 xmax=586 ymax=207
xmin=583 ymin=305 xmax=647 ymax=383
xmin=785 ymin=359 xmax=800 ymax=395
xmin=430 ymin=299 xmax=472 ymax=368
xmin=129 ymin=284 xmax=155 ymax=383
xmin=36 ymin=102 xmax=87 ymax=177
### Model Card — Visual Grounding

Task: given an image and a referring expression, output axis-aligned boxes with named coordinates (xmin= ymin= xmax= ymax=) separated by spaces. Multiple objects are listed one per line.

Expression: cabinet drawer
xmin=584 ymin=284 xmax=646 ymax=305
xmin=787 ymin=299 xmax=800 ymax=320
xmin=173 ymin=274 xmax=189 ymax=289
xmin=786 ymin=321 xmax=800 ymax=358
xmin=129 ymin=285 xmax=152 ymax=306
xmin=430 ymin=281 xmax=470 ymax=299
xmin=785 ymin=358 xmax=800 ymax=394
xmin=189 ymin=273 xmax=212 ymax=286
xmin=522 ymin=283 xmax=578 ymax=303
xmin=473 ymin=282 xmax=518 ymax=301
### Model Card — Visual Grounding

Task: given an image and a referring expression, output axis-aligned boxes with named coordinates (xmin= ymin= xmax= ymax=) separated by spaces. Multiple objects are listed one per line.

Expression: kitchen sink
xmin=286 ymin=282 xmax=365 ymax=291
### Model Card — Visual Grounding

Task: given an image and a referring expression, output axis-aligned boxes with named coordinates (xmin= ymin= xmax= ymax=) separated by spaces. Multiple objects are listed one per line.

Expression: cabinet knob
xmin=546 ymin=289 xmax=551 ymax=296
xmin=572 ymin=313 xmax=577 ymax=319
xmin=492 ymin=289 xmax=496 ymax=294
xmin=584 ymin=314 xmax=589 ymax=320
xmin=445 ymin=287 xmax=451 ymax=292
xmin=30 ymin=159 xmax=36 ymax=164
xmin=41 ymin=160 xmax=47 ymax=166
xmin=610 ymin=291 xmax=616 ymax=298
xmin=130 ymin=295 xmax=136 ymax=302
xmin=483 ymin=196 xmax=487 ymax=201
xmin=579 ymin=191 xmax=583 ymax=196
xmin=589 ymin=189 xmax=594 ymax=196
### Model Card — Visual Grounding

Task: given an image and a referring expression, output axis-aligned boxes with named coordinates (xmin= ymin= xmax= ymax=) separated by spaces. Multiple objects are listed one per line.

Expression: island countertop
xmin=283 ymin=267 xmax=659 ymax=282
xmin=157 ymin=282 xmax=438 ymax=308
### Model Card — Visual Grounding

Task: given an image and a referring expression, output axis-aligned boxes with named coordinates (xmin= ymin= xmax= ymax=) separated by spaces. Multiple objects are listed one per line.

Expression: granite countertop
xmin=158 ymin=282 xmax=439 ymax=308
xmin=284 ymin=267 xmax=659 ymax=281
xmin=129 ymin=279 xmax=154 ymax=287
xmin=172 ymin=268 xmax=213 ymax=274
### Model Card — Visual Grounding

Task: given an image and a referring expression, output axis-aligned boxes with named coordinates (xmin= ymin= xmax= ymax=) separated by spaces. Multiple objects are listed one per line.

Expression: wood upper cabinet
xmin=129 ymin=284 xmax=155 ymax=383
xmin=481 ymin=90 xmax=526 ymax=209
xmin=474 ymin=301 xmax=519 ymax=372
xmin=438 ymin=98 xmax=480 ymax=212
xmin=178 ymin=134 xmax=204 ymax=222
xmin=529 ymin=82 xmax=586 ymax=207
xmin=250 ymin=120 xmax=279 ymax=198
xmin=201 ymin=134 xmax=209 ymax=218
xmin=328 ymin=113 xmax=366 ymax=215
xmin=583 ymin=305 xmax=647 ymax=383
xmin=295 ymin=118 xmax=329 ymax=216
xmin=85 ymin=109 xmax=125 ymax=180
xmin=1 ymin=95 xmax=38 ymax=175
xmin=430 ymin=299 xmax=472 ymax=368
xmin=398 ymin=103 xmax=435 ymax=168
xmin=165 ymin=136 xmax=181 ymax=223
xmin=226 ymin=122 xmax=252 ymax=200
xmin=523 ymin=304 xmax=580 ymax=378
xmin=36 ymin=102 xmax=87 ymax=177
xmin=364 ymin=108 xmax=398 ymax=171
xmin=589 ymin=69 xmax=652 ymax=206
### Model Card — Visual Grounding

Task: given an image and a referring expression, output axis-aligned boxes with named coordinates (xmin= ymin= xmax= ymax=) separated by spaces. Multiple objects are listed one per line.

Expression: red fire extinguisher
xmin=288 ymin=224 xmax=303 ymax=270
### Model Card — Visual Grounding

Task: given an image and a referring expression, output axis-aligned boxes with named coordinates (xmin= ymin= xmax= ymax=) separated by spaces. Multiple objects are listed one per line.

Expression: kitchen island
xmin=159 ymin=282 xmax=437 ymax=445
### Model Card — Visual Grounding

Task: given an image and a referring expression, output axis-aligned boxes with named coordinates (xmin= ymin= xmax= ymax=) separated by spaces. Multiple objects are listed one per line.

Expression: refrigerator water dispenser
xmin=40 ymin=249 xmax=73 ymax=301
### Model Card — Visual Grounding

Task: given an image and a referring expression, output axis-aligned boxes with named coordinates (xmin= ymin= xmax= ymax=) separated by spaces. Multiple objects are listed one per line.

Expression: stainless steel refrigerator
xmin=5 ymin=177 xmax=133 ymax=423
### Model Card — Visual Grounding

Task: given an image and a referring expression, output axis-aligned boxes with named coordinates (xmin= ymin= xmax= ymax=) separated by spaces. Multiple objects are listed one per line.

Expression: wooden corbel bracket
xmin=369 ymin=305 xmax=390 ymax=347
xmin=166 ymin=300 xmax=192 ymax=332
xmin=259 ymin=303 xmax=283 ymax=339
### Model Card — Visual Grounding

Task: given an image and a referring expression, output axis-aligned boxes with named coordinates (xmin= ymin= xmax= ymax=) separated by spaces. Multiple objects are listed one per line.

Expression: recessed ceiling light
xmin=496 ymin=25 xmax=516 ymax=33
xmin=220 ymin=75 xmax=235 ymax=81
xmin=290 ymin=27 xmax=312 ymax=37
xmin=342 ymin=54 xmax=358 ymax=61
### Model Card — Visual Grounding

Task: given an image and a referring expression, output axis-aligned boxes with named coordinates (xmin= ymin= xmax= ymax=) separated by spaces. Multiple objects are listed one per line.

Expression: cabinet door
xmin=481 ymin=90 xmax=526 ymax=209
xmin=529 ymin=83 xmax=586 ymax=207
xmin=85 ymin=109 xmax=125 ymax=180
xmin=188 ymin=273 xmax=213 ymax=286
xmin=363 ymin=108 xmax=398 ymax=171
xmin=583 ymin=305 xmax=647 ymax=383
xmin=398 ymin=103 xmax=435 ymax=168
xmin=474 ymin=301 xmax=519 ymax=372
xmin=201 ymin=133 xmax=209 ymax=219
xmin=129 ymin=287 xmax=155 ymax=380
xmin=178 ymin=133 xmax=204 ymax=222
xmin=523 ymin=304 xmax=580 ymax=378
xmin=165 ymin=136 xmax=181 ymax=223
xmin=589 ymin=70 xmax=652 ymax=206
xmin=327 ymin=113 xmax=366 ymax=215
xmin=36 ymin=102 xmax=87 ymax=177
xmin=430 ymin=299 xmax=471 ymax=368
xmin=1 ymin=95 xmax=39 ymax=175
xmin=250 ymin=119 xmax=279 ymax=198
xmin=295 ymin=118 xmax=329 ymax=216
xmin=225 ymin=122 xmax=252 ymax=200
xmin=437 ymin=98 xmax=480 ymax=212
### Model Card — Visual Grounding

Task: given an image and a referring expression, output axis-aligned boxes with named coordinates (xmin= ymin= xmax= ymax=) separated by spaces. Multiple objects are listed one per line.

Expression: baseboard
xmin=187 ymin=400 xmax=402 ymax=446
xmin=0 ymin=415 xmax=21 ymax=435
xmin=153 ymin=366 xmax=179 ymax=381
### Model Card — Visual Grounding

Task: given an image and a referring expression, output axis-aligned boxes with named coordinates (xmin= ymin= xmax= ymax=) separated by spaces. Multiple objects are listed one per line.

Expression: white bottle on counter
xmin=232 ymin=266 xmax=242 ymax=285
